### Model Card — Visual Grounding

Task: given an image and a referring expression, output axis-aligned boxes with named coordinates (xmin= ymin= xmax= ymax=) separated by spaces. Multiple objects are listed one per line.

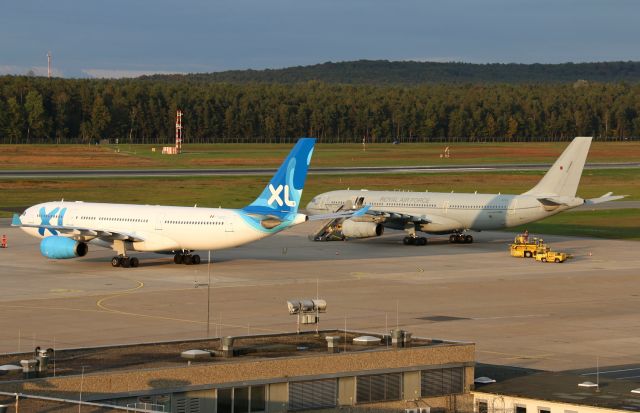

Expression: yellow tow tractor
xmin=510 ymin=234 xmax=548 ymax=258
xmin=535 ymin=250 xmax=568 ymax=263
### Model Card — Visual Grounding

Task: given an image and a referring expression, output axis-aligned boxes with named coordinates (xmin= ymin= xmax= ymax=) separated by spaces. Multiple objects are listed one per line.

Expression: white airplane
xmin=12 ymin=138 xmax=367 ymax=268
xmin=306 ymin=137 xmax=625 ymax=245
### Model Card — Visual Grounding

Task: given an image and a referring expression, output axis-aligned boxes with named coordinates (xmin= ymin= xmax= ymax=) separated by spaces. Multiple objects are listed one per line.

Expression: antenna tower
xmin=47 ymin=51 xmax=52 ymax=78
xmin=175 ymin=109 xmax=183 ymax=154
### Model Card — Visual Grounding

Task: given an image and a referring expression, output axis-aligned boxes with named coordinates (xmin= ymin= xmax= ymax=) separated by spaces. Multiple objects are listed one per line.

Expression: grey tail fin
xmin=523 ymin=137 xmax=592 ymax=197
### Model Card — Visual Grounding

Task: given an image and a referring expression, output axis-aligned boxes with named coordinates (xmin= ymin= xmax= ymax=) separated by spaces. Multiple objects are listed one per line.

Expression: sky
xmin=1 ymin=0 xmax=639 ymax=78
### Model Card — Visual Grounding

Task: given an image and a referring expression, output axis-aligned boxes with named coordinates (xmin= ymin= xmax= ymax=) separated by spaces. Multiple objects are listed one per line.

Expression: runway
xmin=1 ymin=162 xmax=638 ymax=178
xmin=1 ymin=218 xmax=639 ymax=372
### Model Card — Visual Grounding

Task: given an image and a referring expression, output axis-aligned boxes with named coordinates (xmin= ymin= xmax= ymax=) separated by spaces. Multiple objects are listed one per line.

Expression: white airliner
xmin=306 ymin=137 xmax=624 ymax=245
xmin=12 ymin=138 xmax=366 ymax=268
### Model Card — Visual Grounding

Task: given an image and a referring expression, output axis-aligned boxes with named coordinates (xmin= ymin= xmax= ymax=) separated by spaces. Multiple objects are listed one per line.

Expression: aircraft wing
xmin=11 ymin=213 xmax=146 ymax=242
xmin=359 ymin=208 xmax=433 ymax=226
xmin=307 ymin=205 xmax=371 ymax=221
xmin=584 ymin=192 xmax=627 ymax=205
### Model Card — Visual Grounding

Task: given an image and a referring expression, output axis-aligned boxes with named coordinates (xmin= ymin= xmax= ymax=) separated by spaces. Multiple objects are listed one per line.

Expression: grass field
xmin=0 ymin=169 xmax=637 ymax=213
xmin=1 ymin=141 xmax=639 ymax=170
xmin=1 ymin=169 xmax=638 ymax=243
xmin=512 ymin=209 xmax=640 ymax=240
xmin=1 ymin=142 xmax=637 ymax=240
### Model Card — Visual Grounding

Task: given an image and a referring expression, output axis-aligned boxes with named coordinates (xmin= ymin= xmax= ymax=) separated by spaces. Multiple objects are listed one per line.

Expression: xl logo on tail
xmin=268 ymin=184 xmax=296 ymax=207
xmin=38 ymin=207 xmax=67 ymax=236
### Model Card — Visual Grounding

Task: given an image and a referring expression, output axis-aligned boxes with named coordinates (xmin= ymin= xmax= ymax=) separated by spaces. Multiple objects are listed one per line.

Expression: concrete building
xmin=473 ymin=369 xmax=640 ymax=413
xmin=0 ymin=330 xmax=475 ymax=413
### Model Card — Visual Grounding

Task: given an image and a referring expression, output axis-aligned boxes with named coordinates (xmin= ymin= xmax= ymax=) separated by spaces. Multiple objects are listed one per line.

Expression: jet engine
xmin=341 ymin=220 xmax=384 ymax=239
xmin=40 ymin=236 xmax=88 ymax=259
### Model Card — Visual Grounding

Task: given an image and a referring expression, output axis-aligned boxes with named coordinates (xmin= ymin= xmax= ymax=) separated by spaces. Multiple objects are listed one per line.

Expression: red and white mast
xmin=175 ymin=109 xmax=183 ymax=154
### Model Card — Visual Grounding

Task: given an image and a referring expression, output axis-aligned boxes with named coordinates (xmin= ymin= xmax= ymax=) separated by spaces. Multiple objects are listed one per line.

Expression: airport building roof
xmin=0 ymin=330 xmax=466 ymax=381
xmin=474 ymin=365 xmax=640 ymax=412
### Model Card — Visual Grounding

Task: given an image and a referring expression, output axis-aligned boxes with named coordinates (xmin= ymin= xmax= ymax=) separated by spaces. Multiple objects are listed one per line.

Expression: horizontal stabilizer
xmin=537 ymin=196 xmax=573 ymax=207
xmin=11 ymin=214 xmax=22 ymax=226
xmin=584 ymin=193 xmax=627 ymax=205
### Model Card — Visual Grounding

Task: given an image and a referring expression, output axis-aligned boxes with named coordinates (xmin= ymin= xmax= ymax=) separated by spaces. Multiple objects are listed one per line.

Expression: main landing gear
xmin=174 ymin=252 xmax=202 ymax=265
xmin=449 ymin=234 xmax=474 ymax=244
xmin=403 ymin=236 xmax=427 ymax=246
xmin=402 ymin=223 xmax=427 ymax=246
xmin=111 ymin=240 xmax=139 ymax=268
xmin=111 ymin=255 xmax=139 ymax=268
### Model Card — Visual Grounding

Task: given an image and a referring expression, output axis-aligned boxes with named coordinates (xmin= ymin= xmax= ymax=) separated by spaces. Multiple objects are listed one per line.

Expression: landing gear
xmin=403 ymin=236 xmax=427 ymax=246
xmin=449 ymin=234 xmax=474 ymax=244
xmin=111 ymin=240 xmax=139 ymax=268
xmin=111 ymin=255 xmax=139 ymax=268
xmin=173 ymin=252 xmax=202 ymax=265
xmin=402 ymin=223 xmax=427 ymax=246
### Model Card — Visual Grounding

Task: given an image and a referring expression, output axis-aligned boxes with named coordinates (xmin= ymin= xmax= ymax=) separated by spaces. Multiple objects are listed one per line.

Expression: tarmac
xmin=1 ymin=218 xmax=639 ymax=372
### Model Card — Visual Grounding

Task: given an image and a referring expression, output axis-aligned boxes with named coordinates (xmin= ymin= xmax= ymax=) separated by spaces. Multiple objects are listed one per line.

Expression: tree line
xmin=0 ymin=76 xmax=639 ymax=144
xmin=144 ymin=60 xmax=640 ymax=85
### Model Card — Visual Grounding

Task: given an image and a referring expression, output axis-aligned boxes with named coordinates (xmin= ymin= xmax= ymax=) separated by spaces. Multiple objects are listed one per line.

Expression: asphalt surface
xmin=1 ymin=162 xmax=639 ymax=178
xmin=1 ymin=219 xmax=639 ymax=372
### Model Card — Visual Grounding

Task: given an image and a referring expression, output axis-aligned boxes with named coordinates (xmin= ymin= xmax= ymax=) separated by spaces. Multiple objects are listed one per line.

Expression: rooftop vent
xmin=181 ymin=349 xmax=213 ymax=362
xmin=222 ymin=336 xmax=235 ymax=357
xmin=20 ymin=359 xmax=38 ymax=379
xmin=391 ymin=329 xmax=405 ymax=348
xmin=474 ymin=377 xmax=496 ymax=384
xmin=325 ymin=336 xmax=340 ymax=353
xmin=0 ymin=365 xmax=21 ymax=376
xmin=353 ymin=336 xmax=381 ymax=346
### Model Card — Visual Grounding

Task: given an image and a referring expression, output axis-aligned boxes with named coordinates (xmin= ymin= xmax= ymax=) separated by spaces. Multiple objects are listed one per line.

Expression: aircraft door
xmin=224 ymin=217 xmax=234 ymax=232
xmin=508 ymin=199 xmax=518 ymax=215
xmin=64 ymin=209 xmax=75 ymax=227
xmin=155 ymin=215 xmax=164 ymax=230
xmin=24 ymin=211 xmax=35 ymax=225
xmin=355 ymin=197 xmax=365 ymax=207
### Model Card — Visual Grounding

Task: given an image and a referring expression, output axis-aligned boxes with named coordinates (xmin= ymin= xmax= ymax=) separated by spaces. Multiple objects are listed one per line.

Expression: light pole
xmin=78 ymin=365 xmax=86 ymax=413
xmin=207 ymin=250 xmax=212 ymax=338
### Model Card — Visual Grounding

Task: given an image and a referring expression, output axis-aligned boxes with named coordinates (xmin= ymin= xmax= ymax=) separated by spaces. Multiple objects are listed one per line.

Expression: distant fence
xmin=1 ymin=136 xmax=638 ymax=145
xmin=209 ymin=136 xmax=640 ymax=144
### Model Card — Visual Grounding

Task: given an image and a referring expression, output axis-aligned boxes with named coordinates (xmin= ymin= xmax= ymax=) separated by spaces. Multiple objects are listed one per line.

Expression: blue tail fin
xmin=11 ymin=213 xmax=22 ymax=226
xmin=243 ymin=138 xmax=316 ymax=218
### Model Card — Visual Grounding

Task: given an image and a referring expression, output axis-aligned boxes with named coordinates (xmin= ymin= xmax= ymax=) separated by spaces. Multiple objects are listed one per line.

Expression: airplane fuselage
xmin=21 ymin=201 xmax=305 ymax=252
xmin=307 ymin=190 xmax=582 ymax=234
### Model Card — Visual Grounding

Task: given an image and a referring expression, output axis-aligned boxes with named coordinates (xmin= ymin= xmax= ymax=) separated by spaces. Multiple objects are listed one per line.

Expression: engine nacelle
xmin=341 ymin=220 xmax=384 ymax=239
xmin=40 ymin=236 xmax=88 ymax=259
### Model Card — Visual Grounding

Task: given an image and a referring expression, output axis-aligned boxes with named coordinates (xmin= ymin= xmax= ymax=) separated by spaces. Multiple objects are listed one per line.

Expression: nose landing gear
xmin=449 ymin=233 xmax=474 ymax=244
xmin=403 ymin=236 xmax=427 ymax=246
xmin=174 ymin=252 xmax=202 ymax=265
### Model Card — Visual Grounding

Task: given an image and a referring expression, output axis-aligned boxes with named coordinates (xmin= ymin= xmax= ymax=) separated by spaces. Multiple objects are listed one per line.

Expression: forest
xmin=145 ymin=60 xmax=640 ymax=85
xmin=0 ymin=74 xmax=639 ymax=144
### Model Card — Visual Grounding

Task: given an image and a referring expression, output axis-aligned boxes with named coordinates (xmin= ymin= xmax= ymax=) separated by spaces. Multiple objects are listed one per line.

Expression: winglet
xmin=306 ymin=205 xmax=371 ymax=221
xmin=11 ymin=213 xmax=22 ymax=226
xmin=352 ymin=205 xmax=371 ymax=217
